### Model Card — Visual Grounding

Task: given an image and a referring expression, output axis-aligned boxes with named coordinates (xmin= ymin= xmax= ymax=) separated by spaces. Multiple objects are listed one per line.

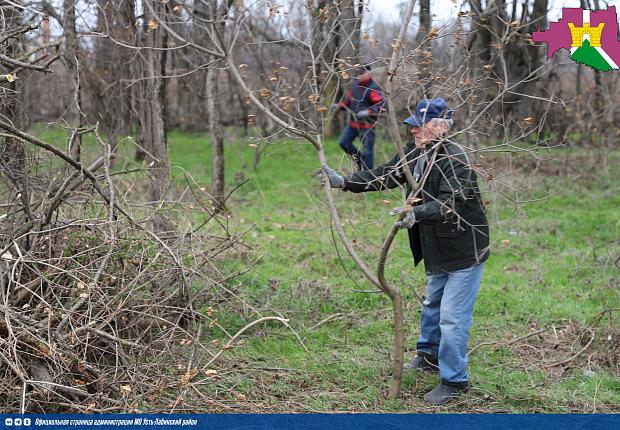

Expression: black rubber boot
xmin=424 ymin=382 xmax=469 ymax=405
xmin=403 ymin=352 xmax=439 ymax=372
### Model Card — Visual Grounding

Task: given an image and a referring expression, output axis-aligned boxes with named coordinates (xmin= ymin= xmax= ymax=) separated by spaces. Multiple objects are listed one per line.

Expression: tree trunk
xmin=414 ymin=0 xmax=432 ymax=96
xmin=92 ymin=0 xmax=135 ymax=165
xmin=0 ymin=4 xmax=28 ymax=221
xmin=327 ymin=0 xmax=363 ymax=137
xmin=138 ymin=0 xmax=174 ymax=233
xmin=381 ymin=0 xmax=418 ymax=400
xmin=591 ymin=0 xmax=604 ymax=130
xmin=63 ymin=0 xmax=82 ymax=161
xmin=206 ymin=62 xmax=225 ymax=205
xmin=517 ymin=0 xmax=548 ymax=122
xmin=198 ymin=0 xmax=232 ymax=207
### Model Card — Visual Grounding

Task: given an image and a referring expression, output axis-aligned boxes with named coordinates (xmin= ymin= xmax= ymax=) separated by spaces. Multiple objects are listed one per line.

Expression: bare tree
xmin=0 ymin=3 xmax=29 ymax=228
xmin=328 ymin=0 xmax=364 ymax=135
xmin=198 ymin=0 xmax=234 ymax=206
xmin=137 ymin=0 xmax=174 ymax=233
xmin=413 ymin=0 xmax=432 ymax=96
xmin=90 ymin=0 xmax=137 ymax=162
xmin=62 ymin=0 xmax=82 ymax=161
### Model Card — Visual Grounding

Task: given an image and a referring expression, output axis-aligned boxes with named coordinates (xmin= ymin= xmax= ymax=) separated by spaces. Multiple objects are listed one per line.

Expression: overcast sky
xmin=364 ymin=0 xmax=597 ymax=29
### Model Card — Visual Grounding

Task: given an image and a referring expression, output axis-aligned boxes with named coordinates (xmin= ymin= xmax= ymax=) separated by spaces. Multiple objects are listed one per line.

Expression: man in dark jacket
xmin=320 ymin=98 xmax=490 ymax=405
xmin=332 ymin=65 xmax=385 ymax=170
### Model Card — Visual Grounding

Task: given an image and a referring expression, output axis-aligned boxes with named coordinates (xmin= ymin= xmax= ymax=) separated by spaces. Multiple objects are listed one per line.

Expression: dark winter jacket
xmin=343 ymin=140 xmax=490 ymax=274
xmin=339 ymin=78 xmax=385 ymax=129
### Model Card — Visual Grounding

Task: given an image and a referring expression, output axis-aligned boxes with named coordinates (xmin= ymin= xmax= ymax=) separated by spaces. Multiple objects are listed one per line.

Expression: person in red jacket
xmin=332 ymin=65 xmax=385 ymax=170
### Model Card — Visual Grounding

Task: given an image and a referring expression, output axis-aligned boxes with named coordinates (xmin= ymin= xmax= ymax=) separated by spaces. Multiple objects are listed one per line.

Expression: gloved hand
xmin=389 ymin=206 xmax=416 ymax=229
xmin=316 ymin=166 xmax=345 ymax=189
xmin=331 ymin=103 xmax=341 ymax=113
xmin=355 ymin=109 xmax=371 ymax=119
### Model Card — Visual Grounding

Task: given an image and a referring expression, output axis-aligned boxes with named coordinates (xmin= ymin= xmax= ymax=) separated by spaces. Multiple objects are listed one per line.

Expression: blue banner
xmin=0 ymin=414 xmax=618 ymax=430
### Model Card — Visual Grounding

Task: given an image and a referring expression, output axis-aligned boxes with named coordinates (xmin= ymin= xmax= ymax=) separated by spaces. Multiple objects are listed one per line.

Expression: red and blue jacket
xmin=338 ymin=78 xmax=385 ymax=129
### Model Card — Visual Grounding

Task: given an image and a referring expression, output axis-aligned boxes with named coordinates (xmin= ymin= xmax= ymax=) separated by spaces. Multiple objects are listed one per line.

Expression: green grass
xmin=34 ymin=126 xmax=620 ymax=412
xmin=163 ymin=130 xmax=619 ymax=412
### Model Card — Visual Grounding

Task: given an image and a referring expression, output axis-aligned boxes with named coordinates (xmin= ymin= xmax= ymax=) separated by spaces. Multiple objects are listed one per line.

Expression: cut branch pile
xmin=0 ymin=140 xmax=252 ymax=413
xmin=0 ymin=12 xmax=299 ymax=413
xmin=511 ymin=321 xmax=620 ymax=377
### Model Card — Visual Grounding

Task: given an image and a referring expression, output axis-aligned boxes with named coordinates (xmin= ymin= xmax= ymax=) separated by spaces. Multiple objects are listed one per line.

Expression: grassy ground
xmin=35 ymin=127 xmax=620 ymax=412
xmin=161 ymin=130 xmax=620 ymax=413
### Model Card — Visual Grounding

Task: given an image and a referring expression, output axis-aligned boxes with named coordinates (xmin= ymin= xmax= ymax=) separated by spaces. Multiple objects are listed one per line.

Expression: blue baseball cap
xmin=403 ymin=98 xmax=453 ymax=127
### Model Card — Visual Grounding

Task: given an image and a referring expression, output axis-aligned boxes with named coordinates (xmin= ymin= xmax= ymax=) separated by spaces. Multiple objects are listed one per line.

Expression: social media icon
xmin=23 ymin=419 xmax=31 ymax=426
xmin=14 ymin=419 xmax=21 ymax=426
xmin=5 ymin=418 xmax=13 ymax=426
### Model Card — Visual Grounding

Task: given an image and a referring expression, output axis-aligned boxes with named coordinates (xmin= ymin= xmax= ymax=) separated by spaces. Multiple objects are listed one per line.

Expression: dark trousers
xmin=338 ymin=125 xmax=376 ymax=170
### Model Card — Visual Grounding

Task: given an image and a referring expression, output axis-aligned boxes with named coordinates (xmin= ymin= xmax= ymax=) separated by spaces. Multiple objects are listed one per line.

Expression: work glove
xmin=355 ymin=109 xmax=371 ymax=119
xmin=389 ymin=206 xmax=417 ymax=229
xmin=316 ymin=166 xmax=345 ymax=189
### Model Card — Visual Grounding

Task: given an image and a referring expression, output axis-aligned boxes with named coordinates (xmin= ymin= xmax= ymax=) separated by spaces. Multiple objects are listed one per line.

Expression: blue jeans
xmin=416 ymin=263 xmax=485 ymax=384
xmin=338 ymin=125 xmax=375 ymax=170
